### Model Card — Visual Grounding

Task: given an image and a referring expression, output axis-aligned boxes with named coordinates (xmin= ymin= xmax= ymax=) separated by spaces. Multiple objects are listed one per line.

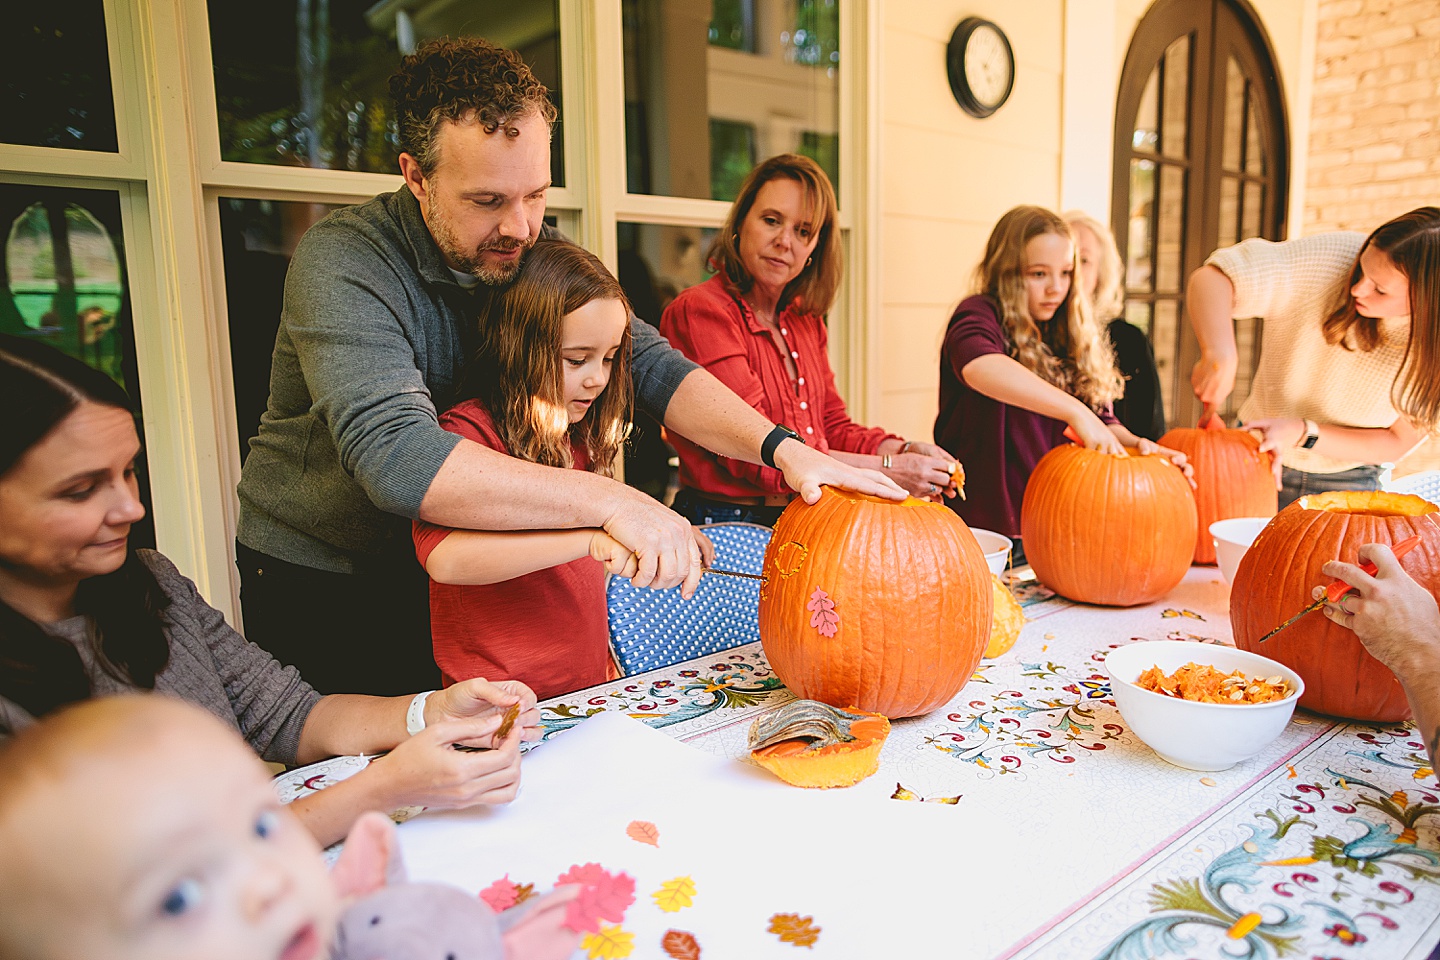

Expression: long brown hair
xmin=1321 ymin=206 xmax=1440 ymax=429
xmin=972 ymin=206 xmax=1122 ymax=408
xmin=706 ymin=153 xmax=842 ymax=316
xmin=462 ymin=239 xmax=632 ymax=474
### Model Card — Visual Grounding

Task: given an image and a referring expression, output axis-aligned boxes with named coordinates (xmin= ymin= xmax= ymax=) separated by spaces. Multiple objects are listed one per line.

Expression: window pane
xmin=1155 ymin=164 xmax=1186 ymax=294
xmin=0 ymin=183 xmax=151 ymax=545
xmin=219 ymin=198 xmax=343 ymax=458
xmin=1 ymin=1 xmax=117 ymax=151
xmin=624 ymin=0 xmax=840 ymax=201
xmin=1231 ymin=315 xmax=1261 ymax=417
xmin=1124 ymin=301 xmax=1152 ymax=337
xmin=616 ymin=221 xmax=719 ymax=498
xmin=1222 ymin=57 xmax=1245 ymax=172
xmin=799 ymin=130 xmax=840 ymax=196
xmin=709 ymin=119 xmax=756 ymax=202
xmin=1132 ymin=67 xmax=1159 ymax=153
xmin=1241 ymin=181 xmax=1264 ymax=241
xmin=209 ymin=1 xmax=564 ymax=185
xmin=1218 ymin=176 xmax=1239 ymax=248
xmin=1160 ymin=36 xmax=1189 ymax=159
xmin=709 ymin=0 xmax=754 ymax=52
xmin=1152 ymin=300 xmax=1178 ymax=425
xmin=1244 ymin=93 xmax=1266 ymax=175
xmin=1126 ymin=158 xmax=1156 ymax=292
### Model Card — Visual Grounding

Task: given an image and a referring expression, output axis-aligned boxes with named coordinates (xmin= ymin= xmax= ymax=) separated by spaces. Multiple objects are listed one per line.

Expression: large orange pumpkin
xmin=1160 ymin=417 xmax=1277 ymax=564
xmin=1020 ymin=444 xmax=1197 ymax=606
xmin=1230 ymin=490 xmax=1440 ymax=721
xmin=757 ymin=487 xmax=992 ymax=718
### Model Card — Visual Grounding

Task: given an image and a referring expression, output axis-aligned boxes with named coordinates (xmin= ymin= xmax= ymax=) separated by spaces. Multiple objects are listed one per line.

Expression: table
xmin=280 ymin=567 xmax=1440 ymax=959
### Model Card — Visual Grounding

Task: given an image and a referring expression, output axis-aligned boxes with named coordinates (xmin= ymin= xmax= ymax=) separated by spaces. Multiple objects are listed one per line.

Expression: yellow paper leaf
xmin=581 ymin=925 xmax=635 ymax=960
xmin=625 ymin=820 xmax=660 ymax=847
xmin=651 ymin=876 xmax=697 ymax=913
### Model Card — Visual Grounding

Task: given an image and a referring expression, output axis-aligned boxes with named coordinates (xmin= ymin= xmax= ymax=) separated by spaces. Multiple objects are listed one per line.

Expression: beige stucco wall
xmin=869 ymin=0 xmax=1315 ymax=444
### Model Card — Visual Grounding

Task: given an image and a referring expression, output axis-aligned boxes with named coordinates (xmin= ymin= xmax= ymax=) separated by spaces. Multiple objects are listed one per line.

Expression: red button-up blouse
xmin=659 ymin=274 xmax=898 ymax=498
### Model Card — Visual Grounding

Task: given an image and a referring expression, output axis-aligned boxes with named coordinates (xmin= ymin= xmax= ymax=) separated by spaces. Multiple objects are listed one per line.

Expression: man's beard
xmin=428 ymin=202 xmax=532 ymax=285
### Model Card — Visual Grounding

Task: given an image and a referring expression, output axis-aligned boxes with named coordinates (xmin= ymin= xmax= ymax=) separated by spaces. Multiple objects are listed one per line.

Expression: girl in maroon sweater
xmin=935 ymin=206 xmax=1188 ymax=549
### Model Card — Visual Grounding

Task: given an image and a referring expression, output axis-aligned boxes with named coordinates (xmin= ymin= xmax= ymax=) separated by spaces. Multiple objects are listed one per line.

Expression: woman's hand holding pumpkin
xmin=1243 ymin=417 xmax=1305 ymax=489
xmin=1134 ymin=439 xmax=1195 ymax=485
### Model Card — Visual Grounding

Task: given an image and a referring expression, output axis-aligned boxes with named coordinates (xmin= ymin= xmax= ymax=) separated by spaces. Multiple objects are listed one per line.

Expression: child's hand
xmin=1134 ymin=439 xmax=1195 ymax=486
xmin=691 ymin=526 xmax=716 ymax=569
xmin=590 ymin=531 xmax=640 ymax=579
xmin=1070 ymin=416 xmax=1124 ymax=455
xmin=433 ymin=678 xmax=540 ymax=743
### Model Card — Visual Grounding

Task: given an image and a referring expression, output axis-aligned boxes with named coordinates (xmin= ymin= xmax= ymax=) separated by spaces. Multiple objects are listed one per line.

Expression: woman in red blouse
xmin=660 ymin=154 xmax=960 ymax=525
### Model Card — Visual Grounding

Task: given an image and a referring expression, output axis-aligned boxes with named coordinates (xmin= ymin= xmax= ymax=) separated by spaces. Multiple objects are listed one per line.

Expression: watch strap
xmin=761 ymin=425 xmax=802 ymax=468
xmin=1298 ymin=420 xmax=1321 ymax=450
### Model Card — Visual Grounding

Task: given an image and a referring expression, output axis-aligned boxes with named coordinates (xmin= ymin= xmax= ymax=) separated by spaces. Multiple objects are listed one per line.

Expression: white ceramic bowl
xmin=969 ymin=528 xmax=1013 ymax=577
xmin=1209 ymin=517 xmax=1271 ymax=584
xmin=1105 ymin=640 xmax=1304 ymax=771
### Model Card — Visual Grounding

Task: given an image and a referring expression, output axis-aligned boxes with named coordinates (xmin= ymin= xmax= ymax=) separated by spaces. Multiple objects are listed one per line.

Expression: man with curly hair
xmin=235 ymin=37 xmax=904 ymax=696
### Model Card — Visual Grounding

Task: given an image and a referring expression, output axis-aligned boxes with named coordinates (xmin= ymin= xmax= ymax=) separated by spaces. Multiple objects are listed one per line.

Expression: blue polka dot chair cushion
xmin=607 ymin=521 xmax=773 ymax=675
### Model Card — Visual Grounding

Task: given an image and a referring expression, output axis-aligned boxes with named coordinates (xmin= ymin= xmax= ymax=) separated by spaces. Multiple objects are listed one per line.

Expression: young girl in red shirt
xmin=413 ymin=238 xmax=657 ymax=699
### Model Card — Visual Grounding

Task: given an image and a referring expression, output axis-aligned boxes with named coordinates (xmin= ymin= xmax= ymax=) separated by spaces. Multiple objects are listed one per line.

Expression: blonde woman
xmin=935 ymin=206 xmax=1188 ymax=548
xmin=1064 ymin=210 xmax=1165 ymax=440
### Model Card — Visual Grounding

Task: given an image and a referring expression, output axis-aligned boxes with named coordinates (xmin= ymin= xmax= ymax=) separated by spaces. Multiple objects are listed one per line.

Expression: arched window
xmin=1112 ymin=0 xmax=1287 ymax=428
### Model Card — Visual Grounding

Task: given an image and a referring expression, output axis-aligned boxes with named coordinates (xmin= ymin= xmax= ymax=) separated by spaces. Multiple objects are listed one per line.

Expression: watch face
xmin=964 ymin=24 xmax=1012 ymax=108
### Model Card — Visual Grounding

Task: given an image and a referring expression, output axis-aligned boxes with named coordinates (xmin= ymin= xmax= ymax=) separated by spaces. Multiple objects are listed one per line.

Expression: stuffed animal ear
xmin=330 ymin=812 xmax=406 ymax=899
xmin=499 ymin=886 xmax=582 ymax=960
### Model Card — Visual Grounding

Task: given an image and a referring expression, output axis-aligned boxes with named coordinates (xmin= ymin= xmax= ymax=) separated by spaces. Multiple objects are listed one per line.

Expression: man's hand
xmin=603 ymin=492 xmax=705 ymax=598
xmin=774 ymin=439 xmax=907 ymax=504
xmin=1317 ymin=543 xmax=1440 ymax=679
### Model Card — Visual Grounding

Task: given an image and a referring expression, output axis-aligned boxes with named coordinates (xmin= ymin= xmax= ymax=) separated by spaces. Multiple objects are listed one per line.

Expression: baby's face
xmin=10 ymin=723 xmax=339 ymax=960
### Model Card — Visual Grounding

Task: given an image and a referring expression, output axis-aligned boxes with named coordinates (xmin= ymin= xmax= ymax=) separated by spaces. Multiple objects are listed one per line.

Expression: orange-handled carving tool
xmin=1257 ymin=534 xmax=1423 ymax=643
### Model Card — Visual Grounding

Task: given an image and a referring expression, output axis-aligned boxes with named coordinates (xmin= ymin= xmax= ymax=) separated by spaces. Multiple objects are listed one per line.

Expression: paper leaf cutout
xmin=661 ymin=929 xmax=702 ymax=959
xmin=626 ymin=820 xmax=660 ymax=847
xmin=479 ymin=875 xmax=521 ymax=913
xmin=557 ymin=863 xmax=637 ymax=933
xmin=580 ymin=925 xmax=635 ymax=960
xmin=807 ymin=587 xmax=839 ymax=637
xmin=768 ymin=912 xmax=821 ymax=948
xmin=651 ymin=876 xmax=697 ymax=913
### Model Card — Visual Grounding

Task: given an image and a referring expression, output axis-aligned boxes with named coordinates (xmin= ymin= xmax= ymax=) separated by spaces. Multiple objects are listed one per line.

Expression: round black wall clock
xmin=946 ymin=17 xmax=1015 ymax=119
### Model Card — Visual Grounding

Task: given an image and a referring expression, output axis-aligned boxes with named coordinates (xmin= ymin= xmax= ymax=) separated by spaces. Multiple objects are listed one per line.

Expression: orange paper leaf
xmin=625 ymin=820 xmax=660 ymax=846
xmin=768 ymin=912 xmax=821 ymax=948
xmin=661 ymin=930 xmax=701 ymax=959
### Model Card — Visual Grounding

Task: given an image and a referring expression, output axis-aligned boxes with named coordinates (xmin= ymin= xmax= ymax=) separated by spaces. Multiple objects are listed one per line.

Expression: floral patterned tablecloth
xmin=524 ymin=567 xmax=1440 ymax=960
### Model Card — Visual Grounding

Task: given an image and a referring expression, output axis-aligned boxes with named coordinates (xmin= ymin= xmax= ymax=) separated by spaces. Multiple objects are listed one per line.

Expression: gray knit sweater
xmin=0 ymin=551 xmax=321 ymax=765
xmin=237 ymin=188 xmax=697 ymax=573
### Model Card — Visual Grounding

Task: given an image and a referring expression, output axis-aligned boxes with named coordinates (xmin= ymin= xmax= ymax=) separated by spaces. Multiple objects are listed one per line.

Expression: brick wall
xmin=1305 ymin=0 xmax=1440 ymax=475
xmin=1305 ymin=0 xmax=1440 ymax=231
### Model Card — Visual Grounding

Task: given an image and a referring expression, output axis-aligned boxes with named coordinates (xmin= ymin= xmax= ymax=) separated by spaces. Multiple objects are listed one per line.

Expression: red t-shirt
xmin=659 ymin=274 xmax=897 ymax=498
xmin=412 ymin=400 xmax=609 ymax=699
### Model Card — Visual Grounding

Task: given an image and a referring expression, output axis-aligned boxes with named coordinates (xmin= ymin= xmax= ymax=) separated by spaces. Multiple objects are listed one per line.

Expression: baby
xmin=0 ymin=695 xmax=575 ymax=960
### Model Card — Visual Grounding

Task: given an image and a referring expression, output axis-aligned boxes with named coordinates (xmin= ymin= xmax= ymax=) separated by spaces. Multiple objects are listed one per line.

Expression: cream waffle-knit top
xmin=1207 ymin=232 xmax=1411 ymax=474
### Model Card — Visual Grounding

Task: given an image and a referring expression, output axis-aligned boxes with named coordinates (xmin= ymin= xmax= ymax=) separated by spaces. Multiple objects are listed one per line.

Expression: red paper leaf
xmin=807 ymin=587 xmax=839 ymax=637
xmin=661 ymin=929 xmax=702 ymax=959
xmin=479 ymin=876 xmax=520 ymax=912
xmin=557 ymin=863 xmax=637 ymax=933
xmin=625 ymin=820 xmax=660 ymax=846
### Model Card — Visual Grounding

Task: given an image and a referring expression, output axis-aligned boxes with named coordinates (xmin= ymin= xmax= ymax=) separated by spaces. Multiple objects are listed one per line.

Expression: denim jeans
xmin=669 ymin=488 xmax=787 ymax=527
xmin=1278 ymin=464 xmax=1382 ymax=510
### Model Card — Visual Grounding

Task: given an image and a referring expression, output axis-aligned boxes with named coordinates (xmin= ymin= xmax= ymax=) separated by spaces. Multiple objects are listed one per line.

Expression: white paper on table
xmin=394 ymin=710 xmax=1078 ymax=958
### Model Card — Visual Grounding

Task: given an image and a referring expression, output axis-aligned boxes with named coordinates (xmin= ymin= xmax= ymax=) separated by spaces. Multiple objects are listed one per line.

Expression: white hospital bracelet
xmin=405 ymin=690 xmax=436 ymax=736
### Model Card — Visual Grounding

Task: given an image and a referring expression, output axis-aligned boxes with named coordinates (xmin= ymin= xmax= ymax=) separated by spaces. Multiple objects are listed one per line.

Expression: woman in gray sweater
xmin=0 ymin=336 xmax=535 ymax=847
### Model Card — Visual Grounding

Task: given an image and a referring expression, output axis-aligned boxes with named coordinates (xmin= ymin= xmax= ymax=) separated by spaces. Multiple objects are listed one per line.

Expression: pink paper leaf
xmin=557 ymin=863 xmax=637 ymax=933
xmin=479 ymin=875 xmax=520 ymax=913
xmin=807 ymin=587 xmax=840 ymax=637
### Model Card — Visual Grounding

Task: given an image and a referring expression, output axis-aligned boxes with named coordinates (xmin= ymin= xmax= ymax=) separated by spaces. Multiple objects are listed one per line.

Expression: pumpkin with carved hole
xmin=1160 ymin=415 xmax=1277 ymax=564
xmin=1020 ymin=443 xmax=1197 ymax=606
xmin=757 ymin=487 xmax=991 ymax=718
xmin=1230 ymin=490 xmax=1440 ymax=721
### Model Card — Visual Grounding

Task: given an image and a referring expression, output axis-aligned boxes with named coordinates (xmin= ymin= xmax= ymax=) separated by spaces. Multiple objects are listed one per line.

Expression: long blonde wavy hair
xmin=973 ymin=206 xmax=1122 ymax=408
xmin=461 ymin=238 xmax=632 ymax=474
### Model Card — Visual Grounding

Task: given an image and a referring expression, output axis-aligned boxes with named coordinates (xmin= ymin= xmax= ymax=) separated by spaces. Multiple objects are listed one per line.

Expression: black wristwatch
xmin=1298 ymin=419 xmax=1321 ymax=450
xmin=761 ymin=424 xmax=803 ymax=468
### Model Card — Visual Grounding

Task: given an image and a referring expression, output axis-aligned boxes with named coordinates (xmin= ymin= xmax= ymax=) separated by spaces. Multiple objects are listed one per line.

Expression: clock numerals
xmin=947 ymin=18 xmax=1014 ymax=119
